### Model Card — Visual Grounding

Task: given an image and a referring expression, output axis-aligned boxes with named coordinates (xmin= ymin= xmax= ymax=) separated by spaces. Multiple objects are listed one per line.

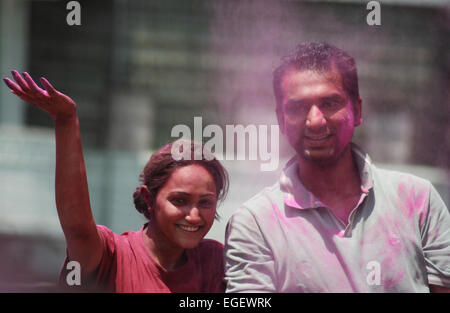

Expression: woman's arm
xmin=3 ymin=71 xmax=103 ymax=275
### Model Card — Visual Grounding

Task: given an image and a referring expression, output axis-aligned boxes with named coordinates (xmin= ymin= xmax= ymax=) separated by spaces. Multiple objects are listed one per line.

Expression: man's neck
xmin=297 ymin=146 xmax=361 ymax=202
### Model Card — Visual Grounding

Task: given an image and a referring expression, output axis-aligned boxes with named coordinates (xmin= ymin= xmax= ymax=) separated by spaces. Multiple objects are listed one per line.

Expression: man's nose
xmin=185 ymin=207 xmax=202 ymax=224
xmin=305 ymin=105 xmax=326 ymax=131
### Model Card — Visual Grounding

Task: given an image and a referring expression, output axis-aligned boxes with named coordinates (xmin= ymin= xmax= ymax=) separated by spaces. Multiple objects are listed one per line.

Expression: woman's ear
xmin=139 ymin=185 xmax=152 ymax=208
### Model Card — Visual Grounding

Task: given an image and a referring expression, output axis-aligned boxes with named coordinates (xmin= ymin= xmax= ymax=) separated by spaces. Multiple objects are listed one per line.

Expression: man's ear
xmin=139 ymin=185 xmax=152 ymax=208
xmin=276 ymin=106 xmax=286 ymax=135
xmin=353 ymin=97 xmax=363 ymax=127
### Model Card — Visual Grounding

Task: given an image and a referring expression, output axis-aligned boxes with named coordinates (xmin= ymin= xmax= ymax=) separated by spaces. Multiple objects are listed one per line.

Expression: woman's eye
xmin=199 ymin=200 xmax=215 ymax=209
xmin=171 ymin=198 xmax=187 ymax=206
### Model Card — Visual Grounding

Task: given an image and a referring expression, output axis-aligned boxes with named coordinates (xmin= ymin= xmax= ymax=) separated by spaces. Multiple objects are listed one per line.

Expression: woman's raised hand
xmin=3 ymin=70 xmax=76 ymax=121
xmin=5 ymin=71 xmax=103 ymax=272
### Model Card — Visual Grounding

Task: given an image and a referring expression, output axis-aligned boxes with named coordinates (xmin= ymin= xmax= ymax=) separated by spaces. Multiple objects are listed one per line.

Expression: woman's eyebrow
xmin=168 ymin=191 xmax=191 ymax=196
xmin=169 ymin=191 xmax=216 ymax=197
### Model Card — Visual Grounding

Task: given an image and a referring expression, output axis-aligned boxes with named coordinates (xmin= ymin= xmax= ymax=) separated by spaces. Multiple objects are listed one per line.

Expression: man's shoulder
xmin=246 ymin=180 xmax=281 ymax=205
xmin=369 ymin=164 xmax=436 ymax=204
xmin=371 ymin=164 xmax=431 ymax=189
xmin=231 ymin=182 xmax=282 ymax=219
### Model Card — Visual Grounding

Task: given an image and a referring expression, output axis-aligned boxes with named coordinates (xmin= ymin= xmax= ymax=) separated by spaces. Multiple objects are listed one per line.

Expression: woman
xmin=3 ymin=71 xmax=229 ymax=292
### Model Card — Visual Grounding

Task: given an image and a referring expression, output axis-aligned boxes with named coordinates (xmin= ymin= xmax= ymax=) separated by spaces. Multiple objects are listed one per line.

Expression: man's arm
xmin=420 ymin=183 xmax=450 ymax=291
xmin=224 ymin=207 xmax=277 ymax=293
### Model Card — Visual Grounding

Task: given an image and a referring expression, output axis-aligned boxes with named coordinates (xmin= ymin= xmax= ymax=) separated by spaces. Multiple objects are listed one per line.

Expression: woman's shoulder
xmin=187 ymin=239 xmax=224 ymax=286
xmin=95 ymin=224 xmax=145 ymax=253
xmin=190 ymin=239 xmax=224 ymax=260
xmin=197 ymin=238 xmax=224 ymax=250
xmin=95 ymin=224 xmax=144 ymax=238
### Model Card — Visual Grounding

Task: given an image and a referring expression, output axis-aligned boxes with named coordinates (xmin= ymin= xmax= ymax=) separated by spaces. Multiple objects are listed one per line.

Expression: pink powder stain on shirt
xmin=272 ymin=203 xmax=287 ymax=224
xmin=282 ymin=196 xmax=346 ymax=239
xmin=388 ymin=236 xmax=401 ymax=246
xmin=397 ymin=181 xmax=431 ymax=234
xmin=272 ymin=202 xmax=316 ymax=240
xmin=416 ymin=189 xmax=429 ymax=229
xmin=397 ymin=183 xmax=415 ymax=219
xmin=359 ymin=214 xmax=410 ymax=291
xmin=383 ymin=271 xmax=406 ymax=291
xmin=380 ymin=246 xmax=406 ymax=291
xmin=284 ymin=196 xmax=301 ymax=209
xmin=415 ymin=188 xmax=428 ymax=209
xmin=384 ymin=226 xmax=409 ymax=290
xmin=271 ymin=203 xmax=302 ymax=232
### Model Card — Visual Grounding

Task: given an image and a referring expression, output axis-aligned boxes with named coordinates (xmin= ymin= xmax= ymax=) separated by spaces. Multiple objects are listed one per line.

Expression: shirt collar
xmin=280 ymin=143 xmax=374 ymax=210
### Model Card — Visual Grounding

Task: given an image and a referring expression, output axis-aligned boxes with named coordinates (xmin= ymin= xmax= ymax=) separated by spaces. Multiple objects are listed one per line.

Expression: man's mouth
xmin=304 ymin=134 xmax=332 ymax=141
xmin=176 ymin=224 xmax=200 ymax=232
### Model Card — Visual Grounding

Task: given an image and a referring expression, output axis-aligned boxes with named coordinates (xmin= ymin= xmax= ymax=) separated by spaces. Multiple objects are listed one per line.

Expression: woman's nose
xmin=185 ymin=207 xmax=201 ymax=224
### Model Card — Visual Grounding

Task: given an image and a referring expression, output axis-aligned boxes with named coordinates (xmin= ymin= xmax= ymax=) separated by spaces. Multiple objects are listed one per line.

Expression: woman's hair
xmin=133 ymin=140 xmax=229 ymax=220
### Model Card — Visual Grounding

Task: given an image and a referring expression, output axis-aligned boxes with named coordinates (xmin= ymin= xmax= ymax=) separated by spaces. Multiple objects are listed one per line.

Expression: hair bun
xmin=133 ymin=187 xmax=147 ymax=214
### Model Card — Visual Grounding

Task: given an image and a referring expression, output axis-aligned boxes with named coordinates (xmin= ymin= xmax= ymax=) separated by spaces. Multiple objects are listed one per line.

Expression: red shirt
xmin=60 ymin=224 xmax=225 ymax=293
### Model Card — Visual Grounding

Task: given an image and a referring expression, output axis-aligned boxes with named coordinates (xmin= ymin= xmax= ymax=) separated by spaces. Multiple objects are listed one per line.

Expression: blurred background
xmin=0 ymin=0 xmax=449 ymax=291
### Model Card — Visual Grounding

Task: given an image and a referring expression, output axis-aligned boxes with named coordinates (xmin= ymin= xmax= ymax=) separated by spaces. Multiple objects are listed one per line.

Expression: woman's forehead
xmin=162 ymin=165 xmax=217 ymax=194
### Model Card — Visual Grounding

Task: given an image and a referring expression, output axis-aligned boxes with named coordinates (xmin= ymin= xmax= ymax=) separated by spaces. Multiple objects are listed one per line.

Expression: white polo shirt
xmin=224 ymin=144 xmax=450 ymax=292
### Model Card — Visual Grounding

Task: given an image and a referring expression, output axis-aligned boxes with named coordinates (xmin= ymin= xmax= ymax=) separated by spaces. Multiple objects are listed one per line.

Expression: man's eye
xmin=286 ymin=105 xmax=306 ymax=114
xmin=286 ymin=106 xmax=298 ymax=113
xmin=322 ymin=100 xmax=343 ymax=110
xmin=322 ymin=101 xmax=337 ymax=108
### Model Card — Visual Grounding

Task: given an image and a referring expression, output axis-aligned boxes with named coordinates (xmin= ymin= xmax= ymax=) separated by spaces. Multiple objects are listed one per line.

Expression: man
xmin=224 ymin=42 xmax=450 ymax=292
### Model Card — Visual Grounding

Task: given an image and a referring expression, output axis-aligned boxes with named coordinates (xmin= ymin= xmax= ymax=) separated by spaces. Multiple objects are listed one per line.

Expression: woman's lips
xmin=176 ymin=224 xmax=200 ymax=232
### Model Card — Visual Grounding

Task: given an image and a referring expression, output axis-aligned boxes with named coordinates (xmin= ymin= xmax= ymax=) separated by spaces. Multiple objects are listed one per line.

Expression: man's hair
xmin=273 ymin=42 xmax=360 ymax=113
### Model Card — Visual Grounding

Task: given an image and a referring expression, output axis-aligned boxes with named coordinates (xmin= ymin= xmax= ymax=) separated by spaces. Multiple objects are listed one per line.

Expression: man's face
xmin=277 ymin=69 xmax=362 ymax=166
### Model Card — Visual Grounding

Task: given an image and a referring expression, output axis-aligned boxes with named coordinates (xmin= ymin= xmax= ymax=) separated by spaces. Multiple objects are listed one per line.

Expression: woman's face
xmin=151 ymin=164 xmax=218 ymax=250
